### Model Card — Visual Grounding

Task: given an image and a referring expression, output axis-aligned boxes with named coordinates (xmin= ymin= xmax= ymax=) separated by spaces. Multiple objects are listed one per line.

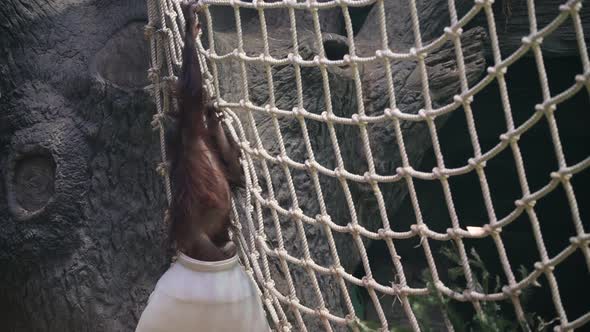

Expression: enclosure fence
xmin=144 ymin=0 xmax=590 ymax=331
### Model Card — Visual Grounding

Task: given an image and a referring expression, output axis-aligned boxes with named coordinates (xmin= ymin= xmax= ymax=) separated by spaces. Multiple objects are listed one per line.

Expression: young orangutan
xmin=168 ymin=0 xmax=243 ymax=261
xmin=136 ymin=3 xmax=270 ymax=331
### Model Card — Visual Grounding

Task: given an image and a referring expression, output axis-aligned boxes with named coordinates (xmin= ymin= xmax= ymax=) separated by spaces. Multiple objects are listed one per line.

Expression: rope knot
xmin=399 ymin=286 xmax=410 ymax=297
xmin=267 ymin=198 xmax=279 ymax=209
xmin=316 ymin=308 xmax=330 ymax=319
xmin=286 ymin=53 xmax=295 ymax=63
xmin=535 ymin=102 xmax=557 ymax=114
xmin=239 ymin=140 xmax=250 ymax=151
xmin=345 ymin=314 xmax=358 ymax=327
xmin=334 ymin=167 xmax=344 ymax=178
xmin=575 ymin=71 xmax=590 ymax=84
xmin=301 ymin=258 xmax=312 ymax=269
xmin=346 ymin=223 xmax=361 ymax=236
xmin=534 ymin=261 xmax=554 ymax=273
xmin=290 ymin=207 xmax=303 ymax=220
xmin=330 ymin=265 xmax=344 ymax=277
xmin=151 ymin=113 xmax=166 ymax=130
xmin=467 ymin=157 xmax=486 ymax=170
xmin=147 ymin=68 xmax=161 ymax=83
xmin=363 ymin=171 xmax=376 ymax=184
xmin=361 ymin=276 xmax=373 ymax=287
xmin=569 ymin=235 xmax=588 ymax=247
xmin=384 ymin=107 xmax=401 ymax=120
xmin=446 ymin=228 xmax=459 ymax=239
xmin=156 ymin=28 xmax=171 ymax=39
xmin=499 ymin=131 xmax=520 ymax=144
xmin=487 ymin=65 xmax=507 ymax=76
xmin=432 ymin=167 xmax=448 ymax=180
xmin=411 ymin=224 xmax=428 ymax=235
xmin=550 ymin=169 xmax=572 ymax=182
xmin=250 ymin=251 xmax=260 ymax=260
xmin=515 ymin=197 xmax=536 ymax=209
xmin=292 ymin=106 xmax=305 ymax=119
xmin=453 ymin=93 xmax=473 ymax=105
xmin=287 ymin=295 xmax=300 ymax=306
xmin=444 ymin=26 xmax=463 ymax=39
xmin=396 ymin=166 xmax=412 ymax=177
xmin=482 ymin=224 xmax=500 ymax=236
xmin=475 ymin=0 xmax=494 ymax=7
xmin=342 ymin=54 xmax=352 ymax=65
xmin=156 ymin=161 xmax=170 ymax=177
xmin=165 ymin=10 xmax=177 ymax=19
xmin=409 ymin=47 xmax=426 ymax=60
xmin=560 ymin=1 xmax=581 ymax=13
xmin=162 ymin=75 xmax=177 ymax=82
xmin=462 ymin=289 xmax=474 ymax=302
xmin=501 ymin=285 xmax=514 ymax=297
xmin=277 ymin=249 xmax=288 ymax=259
xmin=144 ymin=24 xmax=157 ymax=39
xmin=312 ymin=55 xmax=321 ymax=67
xmin=521 ymin=35 xmax=543 ymax=47
xmin=315 ymin=214 xmax=327 ymax=225
xmin=418 ymin=109 xmax=430 ymax=121
xmin=433 ymin=280 xmax=445 ymax=290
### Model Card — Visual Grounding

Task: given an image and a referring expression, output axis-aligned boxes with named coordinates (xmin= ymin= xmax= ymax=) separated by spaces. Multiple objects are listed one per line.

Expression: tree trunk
xmin=0 ymin=1 xmax=170 ymax=331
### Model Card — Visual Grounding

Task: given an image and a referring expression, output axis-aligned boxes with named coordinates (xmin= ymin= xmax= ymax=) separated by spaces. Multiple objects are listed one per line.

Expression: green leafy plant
xmin=350 ymin=245 xmax=556 ymax=332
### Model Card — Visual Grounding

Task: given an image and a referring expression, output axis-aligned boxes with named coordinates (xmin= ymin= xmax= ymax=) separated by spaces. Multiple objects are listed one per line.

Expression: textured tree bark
xmin=466 ymin=0 xmax=590 ymax=58
xmin=0 ymin=1 xmax=170 ymax=331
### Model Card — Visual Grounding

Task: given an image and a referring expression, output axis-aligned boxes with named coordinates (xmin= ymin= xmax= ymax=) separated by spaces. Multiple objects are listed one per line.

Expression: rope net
xmin=144 ymin=0 xmax=590 ymax=331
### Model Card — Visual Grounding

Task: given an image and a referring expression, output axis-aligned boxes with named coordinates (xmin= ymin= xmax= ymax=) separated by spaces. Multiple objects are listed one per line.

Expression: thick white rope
xmin=145 ymin=0 xmax=590 ymax=331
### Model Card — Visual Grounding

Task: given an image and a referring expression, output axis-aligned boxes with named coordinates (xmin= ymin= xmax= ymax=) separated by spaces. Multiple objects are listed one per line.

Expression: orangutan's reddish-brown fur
xmin=168 ymin=1 xmax=243 ymax=261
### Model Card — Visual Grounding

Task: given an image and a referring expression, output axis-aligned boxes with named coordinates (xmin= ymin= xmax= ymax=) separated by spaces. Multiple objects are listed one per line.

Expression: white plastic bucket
xmin=136 ymin=252 xmax=270 ymax=332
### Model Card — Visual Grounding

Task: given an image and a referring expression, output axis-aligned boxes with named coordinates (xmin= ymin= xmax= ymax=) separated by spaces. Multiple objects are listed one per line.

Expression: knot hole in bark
xmin=323 ymin=35 xmax=350 ymax=61
xmin=6 ymin=149 xmax=56 ymax=220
